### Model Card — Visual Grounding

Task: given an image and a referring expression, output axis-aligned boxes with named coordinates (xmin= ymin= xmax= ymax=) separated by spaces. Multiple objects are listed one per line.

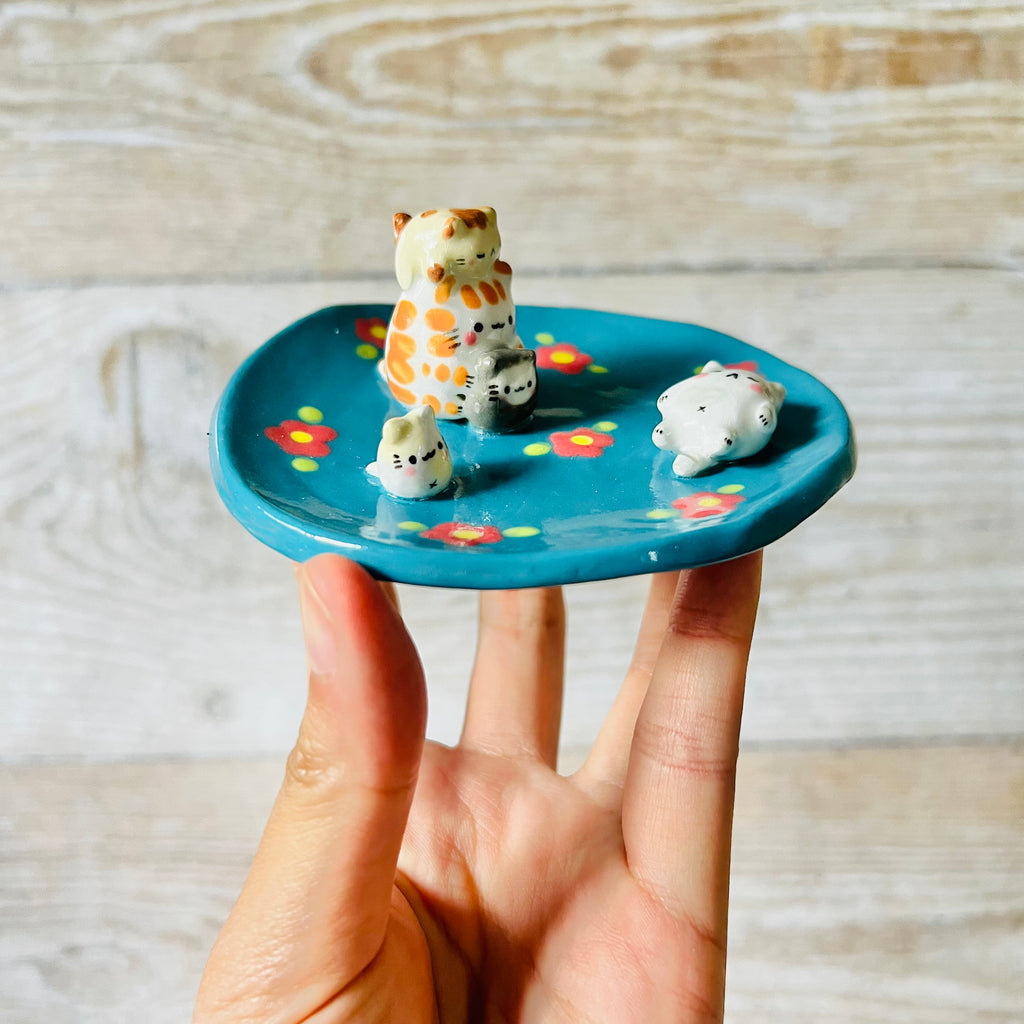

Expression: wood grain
xmin=1 ymin=269 xmax=1021 ymax=761
xmin=2 ymin=745 xmax=1020 ymax=1022
xmin=2 ymin=1 xmax=1023 ymax=284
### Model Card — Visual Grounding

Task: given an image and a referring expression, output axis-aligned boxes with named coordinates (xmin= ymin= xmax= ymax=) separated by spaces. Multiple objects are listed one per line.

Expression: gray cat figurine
xmin=463 ymin=347 xmax=538 ymax=433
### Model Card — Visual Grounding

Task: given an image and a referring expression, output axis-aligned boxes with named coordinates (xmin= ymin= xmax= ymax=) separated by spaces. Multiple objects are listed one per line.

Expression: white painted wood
xmin=2 ymin=1 xmax=1023 ymax=283
xmin=2 ymin=270 xmax=1022 ymax=761
xmin=2 ymin=746 xmax=1020 ymax=1023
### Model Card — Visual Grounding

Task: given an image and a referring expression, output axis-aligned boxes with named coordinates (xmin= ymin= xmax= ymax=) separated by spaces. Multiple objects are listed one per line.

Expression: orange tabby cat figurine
xmin=383 ymin=208 xmax=533 ymax=429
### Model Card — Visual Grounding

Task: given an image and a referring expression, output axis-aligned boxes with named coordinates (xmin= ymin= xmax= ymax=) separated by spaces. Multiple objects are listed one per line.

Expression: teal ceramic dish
xmin=210 ymin=304 xmax=855 ymax=588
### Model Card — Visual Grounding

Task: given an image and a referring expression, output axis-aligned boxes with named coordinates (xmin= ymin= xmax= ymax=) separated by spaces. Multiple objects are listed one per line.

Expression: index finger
xmin=620 ymin=551 xmax=762 ymax=938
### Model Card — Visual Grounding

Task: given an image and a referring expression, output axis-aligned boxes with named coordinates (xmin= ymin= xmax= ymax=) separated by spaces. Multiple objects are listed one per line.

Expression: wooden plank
xmin=2 ymin=745 xmax=1021 ymax=1022
xmin=1 ymin=269 xmax=1022 ymax=760
xmin=2 ymin=1 xmax=1023 ymax=284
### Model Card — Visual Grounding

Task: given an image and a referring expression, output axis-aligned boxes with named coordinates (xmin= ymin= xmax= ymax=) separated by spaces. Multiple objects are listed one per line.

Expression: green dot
xmin=523 ymin=442 xmax=552 ymax=456
xmin=717 ymin=484 xmax=745 ymax=494
xmin=592 ymin=420 xmax=618 ymax=432
xmin=291 ymin=457 xmax=319 ymax=472
xmin=503 ymin=526 xmax=540 ymax=538
xmin=646 ymin=509 xmax=678 ymax=520
xmin=588 ymin=364 xmax=609 ymax=374
xmin=399 ymin=521 xmax=427 ymax=531
xmin=356 ymin=343 xmax=380 ymax=360
xmin=297 ymin=406 xmax=323 ymax=424
xmin=534 ymin=332 xmax=555 ymax=345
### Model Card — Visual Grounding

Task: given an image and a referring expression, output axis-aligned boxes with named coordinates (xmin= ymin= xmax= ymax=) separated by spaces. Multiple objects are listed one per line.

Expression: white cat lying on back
xmin=653 ymin=361 xmax=786 ymax=477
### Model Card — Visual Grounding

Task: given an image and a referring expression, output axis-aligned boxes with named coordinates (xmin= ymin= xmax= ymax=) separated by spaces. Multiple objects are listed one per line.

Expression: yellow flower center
xmin=289 ymin=430 xmax=313 ymax=443
xmin=697 ymin=496 xmax=722 ymax=507
xmin=452 ymin=528 xmax=484 ymax=541
xmin=551 ymin=351 xmax=576 ymax=365
xmin=370 ymin=324 xmax=387 ymax=340
xmin=571 ymin=434 xmax=594 ymax=446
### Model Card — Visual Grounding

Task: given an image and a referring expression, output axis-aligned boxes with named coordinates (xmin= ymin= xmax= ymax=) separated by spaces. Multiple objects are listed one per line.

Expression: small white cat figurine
xmin=653 ymin=361 xmax=786 ymax=477
xmin=368 ymin=406 xmax=453 ymax=499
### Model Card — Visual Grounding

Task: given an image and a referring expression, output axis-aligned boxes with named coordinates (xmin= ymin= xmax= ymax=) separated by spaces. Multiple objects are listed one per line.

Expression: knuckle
xmin=633 ymin=716 xmax=738 ymax=783
xmin=668 ymin=604 xmax=749 ymax=647
xmin=283 ymin=730 xmax=341 ymax=793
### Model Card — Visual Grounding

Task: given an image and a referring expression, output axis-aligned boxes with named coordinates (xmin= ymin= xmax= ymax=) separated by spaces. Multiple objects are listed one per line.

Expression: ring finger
xmin=459 ymin=587 xmax=566 ymax=766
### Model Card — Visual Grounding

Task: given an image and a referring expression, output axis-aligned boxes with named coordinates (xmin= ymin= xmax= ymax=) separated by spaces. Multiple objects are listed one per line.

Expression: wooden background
xmin=2 ymin=2 xmax=1022 ymax=1021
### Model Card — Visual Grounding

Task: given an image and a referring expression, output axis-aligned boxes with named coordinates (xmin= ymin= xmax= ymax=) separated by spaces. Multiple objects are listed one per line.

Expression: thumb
xmin=196 ymin=555 xmax=427 ymax=1022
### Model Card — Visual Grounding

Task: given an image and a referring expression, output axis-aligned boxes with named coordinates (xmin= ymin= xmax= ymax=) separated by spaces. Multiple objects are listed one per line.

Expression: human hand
xmin=195 ymin=550 xmax=762 ymax=1024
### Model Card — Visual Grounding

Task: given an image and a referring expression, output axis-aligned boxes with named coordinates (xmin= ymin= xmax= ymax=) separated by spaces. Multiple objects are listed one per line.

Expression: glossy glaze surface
xmin=210 ymin=304 xmax=855 ymax=587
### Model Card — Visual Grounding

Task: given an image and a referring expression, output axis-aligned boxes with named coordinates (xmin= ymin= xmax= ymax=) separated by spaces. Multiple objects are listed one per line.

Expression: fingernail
xmin=297 ymin=566 xmax=338 ymax=675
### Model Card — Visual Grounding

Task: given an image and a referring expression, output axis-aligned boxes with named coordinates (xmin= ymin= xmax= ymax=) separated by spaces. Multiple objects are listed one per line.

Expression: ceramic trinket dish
xmin=367 ymin=405 xmax=453 ymax=499
xmin=210 ymin=304 xmax=856 ymax=589
xmin=652 ymin=360 xmax=787 ymax=477
xmin=383 ymin=207 xmax=536 ymax=433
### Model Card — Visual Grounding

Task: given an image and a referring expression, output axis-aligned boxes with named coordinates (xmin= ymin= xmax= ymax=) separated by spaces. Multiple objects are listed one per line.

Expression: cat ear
xmin=393 ymin=212 xmax=412 ymax=242
xmin=381 ymin=416 xmax=412 ymax=445
xmin=408 ymin=405 xmax=438 ymax=433
xmin=442 ymin=217 xmax=457 ymax=240
xmin=702 ymin=360 xmax=725 ymax=374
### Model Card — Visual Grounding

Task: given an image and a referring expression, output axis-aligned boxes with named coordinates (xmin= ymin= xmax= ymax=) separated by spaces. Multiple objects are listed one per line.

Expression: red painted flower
xmin=672 ymin=492 xmax=745 ymax=519
xmin=264 ymin=420 xmax=338 ymax=457
xmin=420 ymin=522 xmax=504 ymax=547
xmin=355 ymin=317 xmax=388 ymax=347
xmin=536 ymin=343 xmax=593 ymax=375
xmin=549 ymin=428 xmax=615 ymax=458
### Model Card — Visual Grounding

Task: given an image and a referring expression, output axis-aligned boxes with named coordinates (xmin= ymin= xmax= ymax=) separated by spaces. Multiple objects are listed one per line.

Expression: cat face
xmin=394 ymin=208 xmax=501 ymax=289
xmin=464 ymin=309 xmax=517 ymax=349
xmin=373 ymin=405 xmax=453 ymax=499
xmin=464 ymin=347 xmax=538 ymax=431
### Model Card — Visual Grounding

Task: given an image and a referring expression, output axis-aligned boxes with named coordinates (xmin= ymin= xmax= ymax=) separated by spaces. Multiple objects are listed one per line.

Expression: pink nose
xmin=464 ymin=331 xmax=477 ymax=345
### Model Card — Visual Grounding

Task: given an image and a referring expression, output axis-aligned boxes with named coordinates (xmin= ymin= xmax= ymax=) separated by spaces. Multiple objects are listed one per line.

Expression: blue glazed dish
xmin=210 ymin=304 xmax=856 ymax=588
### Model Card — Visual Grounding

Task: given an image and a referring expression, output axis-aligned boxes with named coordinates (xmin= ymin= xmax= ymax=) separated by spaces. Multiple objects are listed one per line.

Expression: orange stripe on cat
xmin=479 ymin=281 xmax=498 ymax=305
xmin=386 ymin=331 xmax=416 ymax=384
xmin=435 ymin=276 xmax=454 ymax=304
xmin=494 ymin=260 xmax=512 ymax=275
xmin=425 ymin=308 xmax=456 ymax=331
xmin=428 ymin=333 xmax=458 ymax=357
xmin=389 ymin=383 xmax=417 ymax=406
xmin=492 ymin=279 xmax=506 ymax=300
xmin=453 ymin=366 xmax=469 ymax=386
xmin=461 ymin=285 xmax=481 ymax=309
xmin=422 ymin=363 xmax=431 ymax=376
xmin=422 ymin=394 xmax=440 ymax=414
xmin=393 ymin=299 xmax=417 ymax=330
xmin=445 ymin=401 xmax=460 ymax=416
xmin=435 ymin=364 xmax=450 ymax=382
